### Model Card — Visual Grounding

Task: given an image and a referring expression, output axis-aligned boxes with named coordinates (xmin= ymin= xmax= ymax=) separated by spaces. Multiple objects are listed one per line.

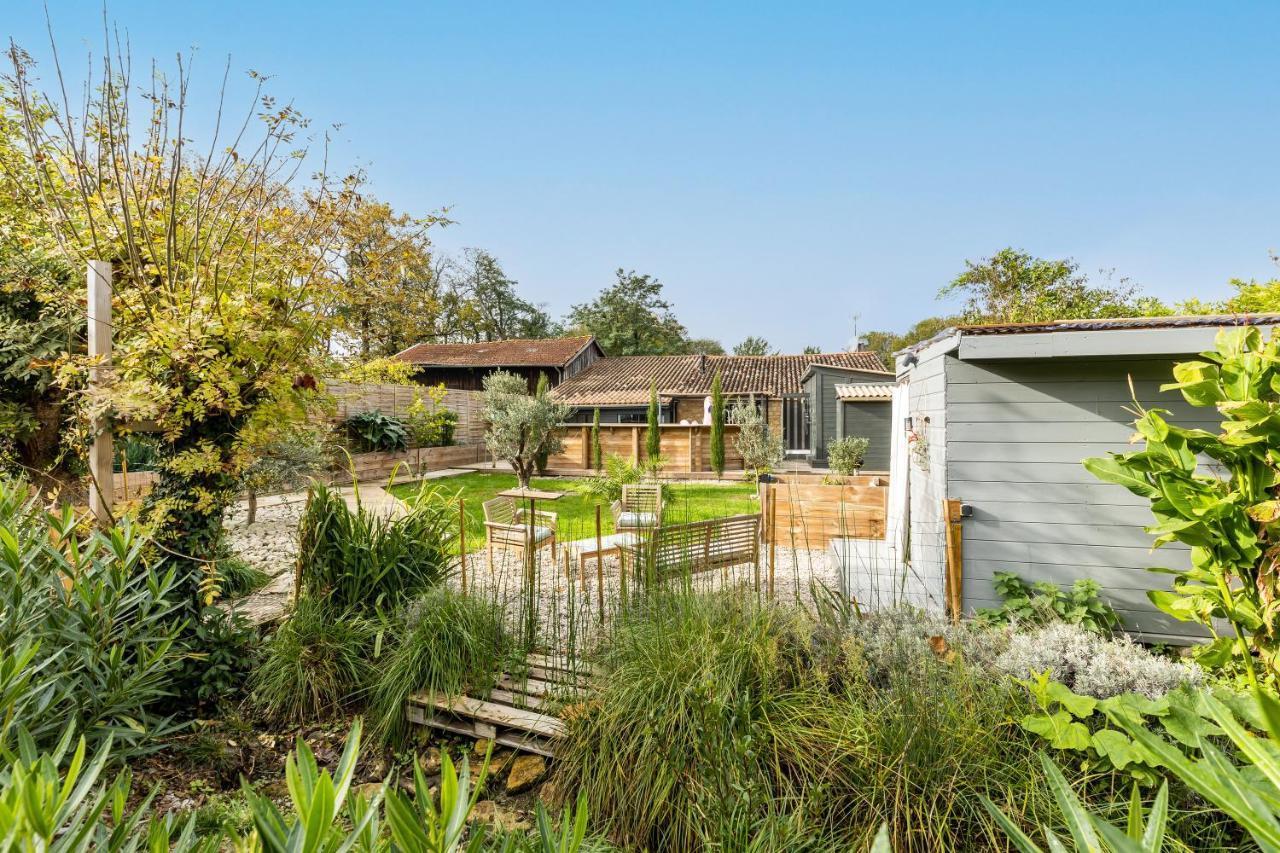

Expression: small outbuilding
xmin=845 ymin=314 xmax=1280 ymax=642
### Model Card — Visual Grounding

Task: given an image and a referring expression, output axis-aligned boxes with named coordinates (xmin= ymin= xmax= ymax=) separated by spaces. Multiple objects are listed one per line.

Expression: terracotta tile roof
xmin=395 ymin=335 xmax=598 ymax=367
xmin=834 ymin=382 xmax=895 ymax=401
xmin=552 ymin=351 xmax=889 ymax=406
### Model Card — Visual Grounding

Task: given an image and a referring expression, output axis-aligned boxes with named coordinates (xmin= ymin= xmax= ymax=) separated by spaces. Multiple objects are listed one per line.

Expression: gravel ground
xmin=222 ymin=489 xmax=840 ymax=639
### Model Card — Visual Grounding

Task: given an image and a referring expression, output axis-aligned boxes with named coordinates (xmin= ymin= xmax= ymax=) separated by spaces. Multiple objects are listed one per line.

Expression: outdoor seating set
xmin=482 ymin=484 xmax=761 ymax=578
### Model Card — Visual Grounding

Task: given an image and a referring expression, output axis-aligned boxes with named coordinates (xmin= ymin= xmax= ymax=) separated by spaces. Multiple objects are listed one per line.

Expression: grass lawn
xmin=390 ymin=472 xmax=759 ymax=550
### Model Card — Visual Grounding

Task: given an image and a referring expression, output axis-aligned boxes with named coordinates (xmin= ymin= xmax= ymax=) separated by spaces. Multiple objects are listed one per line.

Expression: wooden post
xmin=631 ymin=427 xmax=641 ymax=464
xmin=688 ymin=428 xmax=698 ymax=473
xmin=459 ymin=498 xmax=468 ymax=594
xmin=944 ymin=498 xmax=964 ymax=623
xmin=767 ymin=484 xmax=777 ymax=599
xmin=580 ymin=426 xmax=590 ymax=469
xmin=595 ymin=505 xmax=604 ymax=619
xmin=87 ymin=261 xmax=113 ymax=527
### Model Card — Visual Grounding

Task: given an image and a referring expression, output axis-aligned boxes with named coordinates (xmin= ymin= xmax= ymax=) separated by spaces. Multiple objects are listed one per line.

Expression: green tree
xmin=591 ymin=407 xmax=602 ymax=470
xmin=709 ymin=370 xmax=725 ymax=476
xmin=941 ymin=247 xmax=1151 ymax=324
xmin=534 ymin=372 xmax=553 ymax=475
xmin=482 ymin=370 xmax=570 ymax=488
xmin=566 ymin=269 xmax=688 ymax=355
xmin=8 ymin=40 xmax=355 ymax=611
xmin=676 ymin=337 xmax=726 ymax=355
xmin=802 ymin=345 xmax=822 ymax=354
xmin=859 ymin=316 xmax=961 ymax=369
xmin=733 ymin=336 xmax=775 ymax=356
xmin=442 ymin=248 xmax=557 ymax=341
xmin=646 ymin=380 xmax=661 ymax=461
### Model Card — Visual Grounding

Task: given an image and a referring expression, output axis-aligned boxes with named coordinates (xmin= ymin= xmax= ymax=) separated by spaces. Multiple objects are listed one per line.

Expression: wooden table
xmin=498 ymin=488 xmax=566 ymax=643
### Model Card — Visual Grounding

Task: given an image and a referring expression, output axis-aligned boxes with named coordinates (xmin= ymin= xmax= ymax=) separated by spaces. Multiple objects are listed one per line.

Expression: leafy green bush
xmin=977 ymin=571 xmax=1121 ymax=635
xmin=177 ymin=606 xmax=262 ymax=710
xmin=0 ymin=478 xmax=187 ymax=757
xmin=296 ymin=481 xmax=455 ymax=612
xmin=827 ymin=435 xmax=870 ymax=475
xmin=248 ymin=598 xmax=376 ymax=724
xmin=557 ymin=590 xmax=1051 ymax=852
xmin=1084 ymin=326 xmax=1280 ymax=685
xmin=367 ymin=587 xmax=511 ymax=747
xmin=405 ymin=390 xmax=459 ymax=448
xmin=344 ymin=410 xmax=408 ymax=452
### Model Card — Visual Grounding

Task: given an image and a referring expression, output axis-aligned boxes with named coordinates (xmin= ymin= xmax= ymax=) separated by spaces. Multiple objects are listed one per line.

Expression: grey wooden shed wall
xmin=804 ymin=366 xmax=892 ymax=464
xmin=839 ymin=401 xmax=892 ymax=471
xmin=944 ymin=355 xmax=1216 ymax=640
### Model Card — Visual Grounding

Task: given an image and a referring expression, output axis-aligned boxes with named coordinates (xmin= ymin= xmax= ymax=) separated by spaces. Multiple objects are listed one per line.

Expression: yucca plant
xmin=296 ymin=480 xmax=456 ymax=612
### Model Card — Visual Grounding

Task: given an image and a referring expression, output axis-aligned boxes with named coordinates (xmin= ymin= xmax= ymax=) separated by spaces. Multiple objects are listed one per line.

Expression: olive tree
xmin=482 ymin=370 xmax=570 ymax=488
xmin=730 ymin=400 xmax=782 ymax=482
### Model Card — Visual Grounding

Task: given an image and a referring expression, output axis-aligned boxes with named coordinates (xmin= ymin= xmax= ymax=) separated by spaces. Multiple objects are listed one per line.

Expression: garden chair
xmin=483 ymin=496 xmax=558 ymax=565
xmin=611 ymin=483 xmax=664 ymax=533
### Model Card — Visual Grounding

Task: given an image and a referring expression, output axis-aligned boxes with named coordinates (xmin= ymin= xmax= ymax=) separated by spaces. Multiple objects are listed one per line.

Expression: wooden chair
xmin=619 ymin=513 xmax=761 ymax=582
xmin=611 ymin=484 xmax=664 ymax=533
xmin=483 ymin=496 xmax=558 ymax=564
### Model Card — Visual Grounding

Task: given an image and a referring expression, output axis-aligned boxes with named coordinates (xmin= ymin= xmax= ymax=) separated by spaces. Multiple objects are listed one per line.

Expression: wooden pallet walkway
xmin=404 ymin=653 xmax=598 ymax=758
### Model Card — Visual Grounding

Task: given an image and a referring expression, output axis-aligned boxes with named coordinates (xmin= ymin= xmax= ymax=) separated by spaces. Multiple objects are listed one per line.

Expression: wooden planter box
xmin=760 ymin=477 xmax=888 ymax=549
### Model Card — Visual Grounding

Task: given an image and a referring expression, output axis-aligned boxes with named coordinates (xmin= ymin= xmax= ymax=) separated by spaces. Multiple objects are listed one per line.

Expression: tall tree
xmin=709 ymin=370 xmax=725 ymax=477
xmin=566 ymin=269 xmax=688 ymax=355
xmin=859 ymin=316 xmax=962 ymax=369
xmin=940 ymin=247 xmax=1150 ymax=324
xmin=733 ymin=336 xmax=775 ymax=356
xmin=7 ymin=38 xmax=357 ymax=609
xmin=646 ymin=380 xmax=661 ymax=461
xmin=442 ymin=249 xmax=556 ymax=341
xmin=330 ymin=196 xmax=447 ymax=358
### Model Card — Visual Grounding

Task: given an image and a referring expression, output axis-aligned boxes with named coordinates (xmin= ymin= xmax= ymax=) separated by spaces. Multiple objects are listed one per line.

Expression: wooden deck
xmin=404 ymin=653 xmax=596 ymax=757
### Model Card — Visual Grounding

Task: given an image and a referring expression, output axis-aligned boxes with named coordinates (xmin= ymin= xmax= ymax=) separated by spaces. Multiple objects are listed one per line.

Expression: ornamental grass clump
xmin=249 ymin=598 xmax=377 ymax=724
xmin=296 ymin=480 xmax=455 ymax=612
xmin=557 ymin=590 xmax=1053 ymax=852
xmin=366 ymin=586 xmax=512 ymax=747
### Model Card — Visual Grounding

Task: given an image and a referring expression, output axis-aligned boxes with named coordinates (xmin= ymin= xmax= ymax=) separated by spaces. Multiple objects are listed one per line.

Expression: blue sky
xmin=9 ymin=2 xmax=1280 ymax=352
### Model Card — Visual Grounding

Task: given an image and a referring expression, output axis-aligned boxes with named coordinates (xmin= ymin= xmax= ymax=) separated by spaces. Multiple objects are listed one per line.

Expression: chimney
xmin=697 ymin=353 xmax=707 ymax=373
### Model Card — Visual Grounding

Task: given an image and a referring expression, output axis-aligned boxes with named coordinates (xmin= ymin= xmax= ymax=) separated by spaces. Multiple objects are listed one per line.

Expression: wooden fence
xmin=760 ymin=475 xmax=888 ymax=549
xmin=548 ymin=423 xmax=743 ymax=474
xmin=324 ymin=381 xmax=486 ymax=446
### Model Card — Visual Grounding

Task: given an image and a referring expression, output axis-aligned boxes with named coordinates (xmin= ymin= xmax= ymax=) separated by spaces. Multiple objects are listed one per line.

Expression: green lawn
xmin=390 ymin=472 xmax=759 ymax=550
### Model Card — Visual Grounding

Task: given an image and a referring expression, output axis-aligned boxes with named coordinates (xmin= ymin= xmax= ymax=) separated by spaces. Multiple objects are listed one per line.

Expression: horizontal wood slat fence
xmin=761 ymin=475 xmax=888 ymax=549
xmin=324 ymin=380 xmax=486 ymax=446
xmin=548 ymin=423 xmax=743 ymax=473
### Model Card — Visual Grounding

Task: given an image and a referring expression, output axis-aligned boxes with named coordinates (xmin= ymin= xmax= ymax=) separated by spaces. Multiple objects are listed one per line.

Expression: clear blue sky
xmin=10 ymin=2 xmax=1280 ymax=352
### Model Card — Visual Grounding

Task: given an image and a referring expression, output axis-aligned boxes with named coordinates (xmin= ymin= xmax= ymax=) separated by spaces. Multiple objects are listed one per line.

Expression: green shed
xmin=800 ymin=364 xmax=894 ymax=470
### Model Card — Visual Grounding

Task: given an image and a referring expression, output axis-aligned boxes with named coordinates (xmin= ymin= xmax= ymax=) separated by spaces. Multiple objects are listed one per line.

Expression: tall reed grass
xmin=556 ymin=588 xmax=1056 ymax=852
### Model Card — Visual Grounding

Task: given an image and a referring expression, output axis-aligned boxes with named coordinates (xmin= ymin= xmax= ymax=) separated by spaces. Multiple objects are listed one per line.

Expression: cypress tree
xmin=591 ymin=407 xmax=602 ymax=469
xmin=534 ymin=372 xmax=552 ymax=475
xmin=646 ymin=379 xmax=661 ymax=461
xmin=710 ymin=369 xmax=725 ymax=476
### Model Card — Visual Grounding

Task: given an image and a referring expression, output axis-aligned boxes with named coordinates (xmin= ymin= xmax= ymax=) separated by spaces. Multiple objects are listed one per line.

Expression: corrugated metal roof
xmin=834 ymin=382 xmax=894 ymax=401
xmin=901 ymin=313 xmax=1280 ymax=357
xmin=956 ymin=313 xmax=1280 ymax=335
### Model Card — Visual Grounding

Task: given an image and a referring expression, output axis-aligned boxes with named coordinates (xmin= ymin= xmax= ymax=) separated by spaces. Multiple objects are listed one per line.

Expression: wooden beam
xmin=87 ymin=261 xmax=113 ymax=527
xmin=943 ymin=498 xmax=964 ymax=622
